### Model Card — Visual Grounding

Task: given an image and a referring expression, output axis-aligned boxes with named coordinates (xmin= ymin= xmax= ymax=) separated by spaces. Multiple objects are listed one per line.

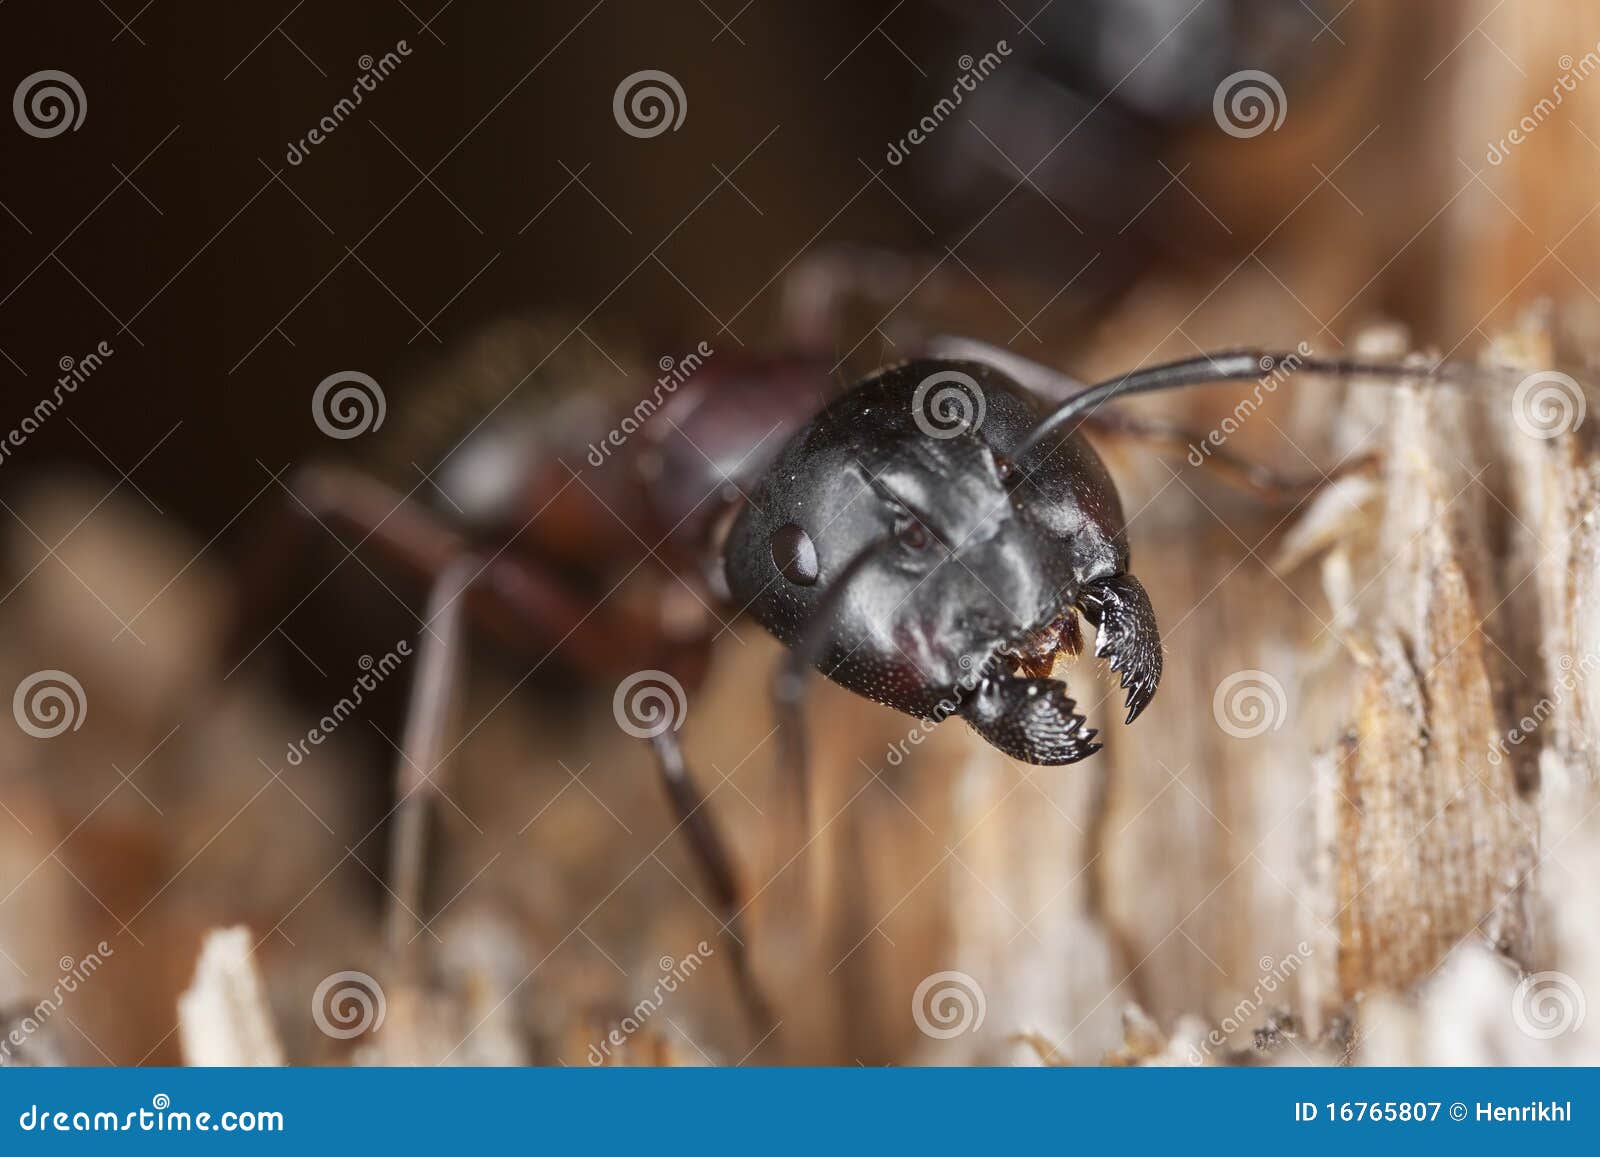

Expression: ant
xmin=235 ymin=321 xmax=1484 ymax=1041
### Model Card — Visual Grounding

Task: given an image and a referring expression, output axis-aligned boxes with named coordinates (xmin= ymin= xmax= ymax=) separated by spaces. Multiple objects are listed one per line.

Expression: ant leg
xmin=781 ymin=250 xmax=1107 ymax=369
xmin=770 ymin=538 xmax=893 ymax=838
xmin=780 ymin=245 xmax=942 ymax=355
xmin=224 ymin=465 xmax=458 ymax=677
xmin=1082 ymin=410 xmax=1377 ymax=504
xmin=646 ymin=728 xmax=777 ymax=1037
xmin=229 ymin=464 xmax=692 ymax=679
xmin=771 ymin=670 xmax=811 ymax=833
xmin=767 ymin=536 xmax=897 ymax=937
xmin=385 ymin=557 xmax=476 ymax=968
xmin=237 ymin=467 xmax=767 ymax=1020
xmin=922 ymin=337 xmax=1374 ymax=503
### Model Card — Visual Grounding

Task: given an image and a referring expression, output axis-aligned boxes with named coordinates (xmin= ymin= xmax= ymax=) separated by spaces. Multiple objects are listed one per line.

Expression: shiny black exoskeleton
xmin=725 ymin=358 xmax=1162 ymax=765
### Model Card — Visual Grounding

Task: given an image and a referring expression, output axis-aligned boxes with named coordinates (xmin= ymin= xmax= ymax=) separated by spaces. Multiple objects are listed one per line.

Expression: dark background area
xmin=1 ymin=0 xmax=1407 ymax=537
xmin=3 ymin=1 xmax=931 ymax=532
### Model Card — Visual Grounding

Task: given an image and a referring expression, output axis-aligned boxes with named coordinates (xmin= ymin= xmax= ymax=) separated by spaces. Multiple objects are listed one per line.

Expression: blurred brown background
xmin=4 ymin=0 xmax=1600 ymax=1067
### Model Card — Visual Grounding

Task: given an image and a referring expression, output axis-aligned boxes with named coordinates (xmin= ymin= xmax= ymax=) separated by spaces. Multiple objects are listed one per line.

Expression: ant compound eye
xmin=896 ymin=517 xmax=930 ymax=551
xmin=771 ymin=523 xmax=819 ymax=585
xmin=993 ymin=453 xmax=1015 ymax=482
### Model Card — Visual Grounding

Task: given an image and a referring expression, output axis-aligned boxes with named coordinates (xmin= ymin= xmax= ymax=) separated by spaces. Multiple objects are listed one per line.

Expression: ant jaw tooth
xmin=1123 ymin=681 xmax=1155 ymax=724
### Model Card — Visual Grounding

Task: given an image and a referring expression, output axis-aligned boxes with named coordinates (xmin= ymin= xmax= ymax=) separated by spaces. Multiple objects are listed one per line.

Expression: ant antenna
xmin=1012 ymin=349 xmax=1497 ymax=462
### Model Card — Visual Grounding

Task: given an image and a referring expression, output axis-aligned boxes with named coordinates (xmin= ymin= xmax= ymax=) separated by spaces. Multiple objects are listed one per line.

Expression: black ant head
xmin=725 ymin=341 xmax=1496 ymax=763
xmin=725 ymin=359 xmax=1133 ymax=750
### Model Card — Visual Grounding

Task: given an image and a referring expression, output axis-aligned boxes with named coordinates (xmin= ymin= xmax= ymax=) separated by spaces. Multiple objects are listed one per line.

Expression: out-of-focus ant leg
xmin=925 ymin=336 xmax=1376 ymax=503
xmin=1083 ymin=409 xmax=1379 ymax=504
xmin=770 ymin=538 xmax=894 ymax=900
xmin=780 ymin=246 xmax=1110 ymax=374
xmin=771 ymin=672 xmax=811 ymax=837
xmin=385 ymin=556 xmax=475 ymax=969
xmin=647 ymin=729 xmax=777 ymax=1039
xmin=230 ymin=465 xmax=770 ymax=1034
xmin=226 ymin=465 xmax=689 ymax=681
